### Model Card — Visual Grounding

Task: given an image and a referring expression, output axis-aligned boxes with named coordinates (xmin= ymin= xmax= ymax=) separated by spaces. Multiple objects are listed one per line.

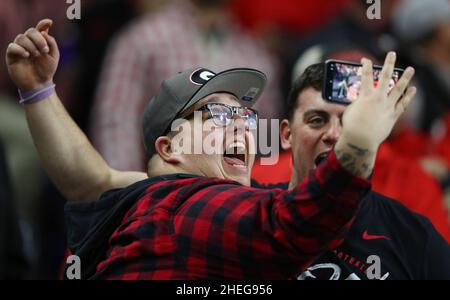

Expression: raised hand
xmin=334 ymin=52 xmax=417 ymax=178
xmin=5 ymin=19 xmax=60 ymax=92
xmin=341 ymin=52 xmax=416 ymax=150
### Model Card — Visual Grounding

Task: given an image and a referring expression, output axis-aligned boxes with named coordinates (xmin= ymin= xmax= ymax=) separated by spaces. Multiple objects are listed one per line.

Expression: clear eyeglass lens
xmin=209 ymin=105 xmax=232 ymax=126
xmin=208 ymin=104 xmax=257 ymax=128
xmin=239 ymin=108 xmax=258 ymax=129
xmin=246 ymin=117 xmax=257 ymax=129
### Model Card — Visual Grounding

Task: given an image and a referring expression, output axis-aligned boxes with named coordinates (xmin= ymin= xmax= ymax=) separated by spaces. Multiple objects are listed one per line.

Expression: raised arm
xmin=334 ymin=52 xmax=416 ymax=180
xmin=173 ymin=53 xmax=417 ymax=277
xmin=5 ymin=19 xmax=147 ymax=202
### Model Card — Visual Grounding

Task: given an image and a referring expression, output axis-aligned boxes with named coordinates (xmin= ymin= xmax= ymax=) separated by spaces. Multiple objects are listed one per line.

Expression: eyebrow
xmin=303 ymin=109 xmax=329 ymax=119
xmin=302 ymin=109 xmax=344 ymax=120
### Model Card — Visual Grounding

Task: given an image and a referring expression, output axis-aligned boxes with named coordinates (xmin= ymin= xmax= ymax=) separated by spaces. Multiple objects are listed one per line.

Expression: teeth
xmin=315 ymin=151 xmax=331 ymax=166
xmin=226 ymin=142 xmax=246 ymax=154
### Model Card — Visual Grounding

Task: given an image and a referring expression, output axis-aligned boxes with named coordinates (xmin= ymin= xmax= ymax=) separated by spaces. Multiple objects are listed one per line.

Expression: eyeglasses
xmin=196 ymin=103 xmax=259 ymax=130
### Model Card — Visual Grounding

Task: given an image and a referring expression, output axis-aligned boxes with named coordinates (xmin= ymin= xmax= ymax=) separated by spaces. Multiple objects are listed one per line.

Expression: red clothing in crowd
xmin=373 ymin=143 xmax=450 ymax=242
xmin=387 ymin=126 xmax=435 ymax=161
xmin=432 ymin=114 xmax=450 ymax=167
xmin=231 ymin=0 xmax=349 ymax=34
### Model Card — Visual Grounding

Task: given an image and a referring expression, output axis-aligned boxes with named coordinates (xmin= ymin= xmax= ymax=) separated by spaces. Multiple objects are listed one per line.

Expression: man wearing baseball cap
xmin=140 ymin=66 xmax=265 ymax=187
xmin=6 ymin=20 xmax=415 ymax=279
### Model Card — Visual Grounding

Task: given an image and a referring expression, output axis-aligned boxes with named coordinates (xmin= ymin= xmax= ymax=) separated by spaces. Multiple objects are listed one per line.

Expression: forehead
xmin=296 ymin=87 xmax=347 ymax=115
xmin=201 ymin=93 xmax=240 ymax=105
xmin=189 ymin=93 xmax=240 ymax=112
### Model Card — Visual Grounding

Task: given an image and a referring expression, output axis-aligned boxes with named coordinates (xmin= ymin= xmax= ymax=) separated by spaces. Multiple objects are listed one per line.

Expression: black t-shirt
xmin=253 ymin=181 xmax=450 ymax=280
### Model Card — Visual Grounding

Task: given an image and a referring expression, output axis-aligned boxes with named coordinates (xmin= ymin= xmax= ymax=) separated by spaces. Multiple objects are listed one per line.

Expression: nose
xmin=322 ymin=119 xmax=342 ymax=146
xmin=231 ymin=114 xmax=250 ymax=132
xmin=225 ymin=115 xmax=250 ymax=146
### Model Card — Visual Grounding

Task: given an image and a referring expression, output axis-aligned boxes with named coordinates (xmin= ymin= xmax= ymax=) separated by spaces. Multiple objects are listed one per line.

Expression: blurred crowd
xmin=0 ymin=0 xmax=449 ymax=279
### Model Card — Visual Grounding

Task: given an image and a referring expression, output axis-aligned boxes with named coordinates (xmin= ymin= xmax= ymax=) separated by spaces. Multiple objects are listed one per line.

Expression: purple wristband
xmin=18 ymin=83 xmax=56 ymax=104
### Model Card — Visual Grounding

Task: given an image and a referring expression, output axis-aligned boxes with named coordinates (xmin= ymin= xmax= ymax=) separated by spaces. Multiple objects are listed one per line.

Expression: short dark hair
xmin=286 ymin=63 xmax=324 ymax=121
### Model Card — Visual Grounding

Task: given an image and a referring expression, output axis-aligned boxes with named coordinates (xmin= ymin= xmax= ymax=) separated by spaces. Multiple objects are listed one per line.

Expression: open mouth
xmin=223 ymin=142 xmax=247 ymax=167
xmin=314 ymin=151 xmax=331 ymax=167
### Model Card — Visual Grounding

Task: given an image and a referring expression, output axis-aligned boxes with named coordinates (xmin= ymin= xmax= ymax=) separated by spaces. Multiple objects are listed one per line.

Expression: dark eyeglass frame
xmin=165 ymin=103 xmax=259 ymax=136
xmin=195 ymin=102 xmax=259 ymax=129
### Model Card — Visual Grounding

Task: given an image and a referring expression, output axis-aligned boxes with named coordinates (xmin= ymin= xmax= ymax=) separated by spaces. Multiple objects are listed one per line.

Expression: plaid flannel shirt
xmin=79 ymin=151 xmax=370 ymax=279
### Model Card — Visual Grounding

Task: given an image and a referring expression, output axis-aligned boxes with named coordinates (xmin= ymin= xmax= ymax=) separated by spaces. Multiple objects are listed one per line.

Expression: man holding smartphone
xmin=6 ymin=20 xmax=417 ymax=279
xmin=272 ymin=62 xmax=450 ymax=279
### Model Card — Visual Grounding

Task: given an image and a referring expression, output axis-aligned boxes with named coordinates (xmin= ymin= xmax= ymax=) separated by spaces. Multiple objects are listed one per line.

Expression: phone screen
xmin=324 ymin=60 xmax=404 ymax=103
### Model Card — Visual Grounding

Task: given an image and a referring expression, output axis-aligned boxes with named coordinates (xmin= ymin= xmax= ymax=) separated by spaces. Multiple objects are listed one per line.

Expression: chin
xmin=236 ymin=177 xmax=251 ymax=187
xmin=226 ymin=174 xmax=251 ymax=186
xmin=239 ymin=176 xmax=251 ymax=187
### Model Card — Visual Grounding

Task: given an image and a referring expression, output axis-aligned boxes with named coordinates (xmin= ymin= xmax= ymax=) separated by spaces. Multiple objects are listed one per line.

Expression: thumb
xmin=36 ymin=19 xmax=53 ymax=33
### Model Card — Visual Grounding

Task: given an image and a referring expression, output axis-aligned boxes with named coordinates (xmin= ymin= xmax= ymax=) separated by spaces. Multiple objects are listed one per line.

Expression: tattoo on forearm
xmin=347 ymin=143 xmax=371 ymax=156
xmin=338 ymin=152 xmax=356 ymax=173
xmin=360 ymin=163 xmax=370 ymax=174
xmin=335 ymin=143 xmax=374 ymax=178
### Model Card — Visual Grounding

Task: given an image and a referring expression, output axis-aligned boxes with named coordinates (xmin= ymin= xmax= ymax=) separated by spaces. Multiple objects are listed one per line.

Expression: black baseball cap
xmin=142 ymin=67 xmax=267 ymax=156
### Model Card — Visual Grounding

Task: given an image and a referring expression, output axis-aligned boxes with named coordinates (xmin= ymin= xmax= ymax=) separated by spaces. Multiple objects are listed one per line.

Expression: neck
xmin=147 ymin=157 xmax=187 ymax=178
xmin=288 ymin=168 xmax=301 ymax=190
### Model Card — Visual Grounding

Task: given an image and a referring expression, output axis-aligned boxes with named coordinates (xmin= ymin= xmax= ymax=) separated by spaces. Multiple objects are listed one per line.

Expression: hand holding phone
xmin=336 ymin=53 xmax=416 ymax=149
xmin=323 ymin=59 xmax=404 ymax=104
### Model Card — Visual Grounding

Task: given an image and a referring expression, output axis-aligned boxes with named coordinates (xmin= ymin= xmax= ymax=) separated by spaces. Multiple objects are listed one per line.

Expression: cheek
xmin=248 ymin=153 xmax=256 ymax=169
xmin=170 ymin=127 xmax=194 ymax=155
xmin=291 ymin=128 xmax=317 ymax=158
xmin=202 ymin=123 xmax=226 ymax=154
xmin=247 ymin=131 xmax=257 ymax=156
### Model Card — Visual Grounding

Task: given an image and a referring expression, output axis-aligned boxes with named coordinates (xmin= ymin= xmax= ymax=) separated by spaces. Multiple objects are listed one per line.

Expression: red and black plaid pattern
xmin=94 ymin=151 xmax=370 ymax=279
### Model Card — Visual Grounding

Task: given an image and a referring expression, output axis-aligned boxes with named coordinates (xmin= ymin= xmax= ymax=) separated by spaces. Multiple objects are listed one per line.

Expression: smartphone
xmin=323 ymin=59 xmax=404 ymax=104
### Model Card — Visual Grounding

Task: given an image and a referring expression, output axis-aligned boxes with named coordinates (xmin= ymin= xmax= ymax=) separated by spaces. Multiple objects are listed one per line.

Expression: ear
xmin=280 ymin=119 xmax=292 ymax=150
xmin=154 ymin=136 xmax=182 ymax=164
